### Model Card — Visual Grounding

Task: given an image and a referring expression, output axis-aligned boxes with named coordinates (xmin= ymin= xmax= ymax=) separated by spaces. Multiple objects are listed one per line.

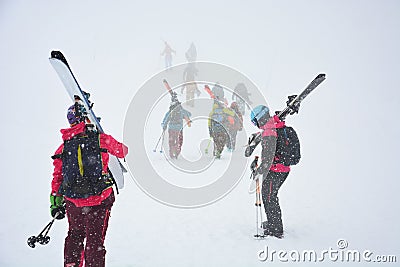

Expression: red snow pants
xmin=168 ymin=129 xmax=183 ymax=158
xmin=64 ymin=192 xmax=114 ymax=267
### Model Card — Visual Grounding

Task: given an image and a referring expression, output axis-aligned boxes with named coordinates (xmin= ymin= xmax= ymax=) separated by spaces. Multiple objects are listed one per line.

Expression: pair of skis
xmin=277 ymin=73 xmax=326 ymax=120
xmin=245 ymin=73 xmax=326 ymax=158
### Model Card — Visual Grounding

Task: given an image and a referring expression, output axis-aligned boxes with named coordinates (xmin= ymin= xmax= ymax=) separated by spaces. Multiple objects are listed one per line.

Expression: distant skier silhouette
xmin=182 ymin=63 xmax=200 ymax=107
xmin=161 ymin=41 xmax=176 ymax=69
xmin=185 ymin=42 xmax=197 ymax=62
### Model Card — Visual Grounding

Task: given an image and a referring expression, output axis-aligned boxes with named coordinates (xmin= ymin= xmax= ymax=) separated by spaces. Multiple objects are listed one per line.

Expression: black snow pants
xmin=261 ymin=171 xmax=289 ymax=235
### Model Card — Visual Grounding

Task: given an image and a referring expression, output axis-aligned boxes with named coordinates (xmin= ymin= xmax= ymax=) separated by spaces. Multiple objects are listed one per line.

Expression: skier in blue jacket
xmin=162 ymin=99 xmax=192 ymax=159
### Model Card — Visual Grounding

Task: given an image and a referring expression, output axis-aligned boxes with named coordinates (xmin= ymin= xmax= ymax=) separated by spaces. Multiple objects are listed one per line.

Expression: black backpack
xmin=275 ymin=126 xmax=301 ymax=166
xmin=52 ymin=131 xmax=112 ymax=199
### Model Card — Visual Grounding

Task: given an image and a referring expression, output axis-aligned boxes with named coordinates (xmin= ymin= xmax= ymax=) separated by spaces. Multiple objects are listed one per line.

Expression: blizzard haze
xmin=1 ymin=0 xmax=399 ymax=266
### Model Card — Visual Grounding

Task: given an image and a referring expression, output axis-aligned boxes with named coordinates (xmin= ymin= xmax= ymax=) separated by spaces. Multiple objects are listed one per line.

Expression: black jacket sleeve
xmin=258 ymin=135 xmax=277 ymax=175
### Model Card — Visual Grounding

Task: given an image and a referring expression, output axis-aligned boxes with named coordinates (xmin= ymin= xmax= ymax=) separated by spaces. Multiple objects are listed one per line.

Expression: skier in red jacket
xmin=50 ymin=104 xmax=128 ymax=267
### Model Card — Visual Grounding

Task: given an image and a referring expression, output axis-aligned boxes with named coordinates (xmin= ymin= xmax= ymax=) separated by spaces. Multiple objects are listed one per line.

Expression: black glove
xmin=256 ymin=164 xmax=266 ymax=176
xmin=247 ymin=133 xmax=261 ymax=147
xmin=245 ymin=133 xmax=262 ymax=157
xmin=50 ymin=194 xmax=65 ymax=220
xmin=51 ymin=206 xmax=66 ymax=220
xmin=250 ymin=166 xmax=264 ymax=180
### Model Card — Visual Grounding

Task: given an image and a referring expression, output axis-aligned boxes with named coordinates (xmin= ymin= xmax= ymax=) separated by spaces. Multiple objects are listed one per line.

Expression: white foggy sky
xmin=0 ymin=0 xmax=399 ymax=266
xmin=1 ymin=0 xmax=398 ymax=189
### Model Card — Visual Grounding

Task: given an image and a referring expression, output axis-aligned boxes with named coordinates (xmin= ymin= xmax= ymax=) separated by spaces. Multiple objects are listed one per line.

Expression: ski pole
xmin=254 ymin=173 xmax=260 ymax=238
xmin=255 ymin=178 xmax=264 ymax=238
xmin=205 ymin=138 xmax=212 ymax=154
xmin=250 ymin=156 xmax=265 ymax=239
xmin=160 ymin=129 xmax=166 ymax=153
xmin=27 ymin=212 xmax=60 ymax=248
xmin=153 ymin=133 xmax=162 ymax=152
xmin=153 ymin=129 xmax=166 ymax=153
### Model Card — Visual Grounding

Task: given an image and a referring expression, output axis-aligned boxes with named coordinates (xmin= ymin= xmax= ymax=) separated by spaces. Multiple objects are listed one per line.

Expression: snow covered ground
xmin=1 ymin=1 xmax=399 ymax=266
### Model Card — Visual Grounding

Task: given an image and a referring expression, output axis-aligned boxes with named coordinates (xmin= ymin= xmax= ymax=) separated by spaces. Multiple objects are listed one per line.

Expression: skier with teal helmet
xmin=248 ymin=104 xmax=290 ymax=238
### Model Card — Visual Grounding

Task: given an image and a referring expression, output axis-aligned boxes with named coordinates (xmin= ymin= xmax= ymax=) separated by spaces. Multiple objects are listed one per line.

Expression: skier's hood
xmin=260 ymin=115 xmax=285 ymax=137
xmin=60 ymin=122 xmax=86 ymax=141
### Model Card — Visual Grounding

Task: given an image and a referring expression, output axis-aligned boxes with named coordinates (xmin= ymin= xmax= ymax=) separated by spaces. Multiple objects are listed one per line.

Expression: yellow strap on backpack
xmin=77 ymin=145 xmax=84 ymax=176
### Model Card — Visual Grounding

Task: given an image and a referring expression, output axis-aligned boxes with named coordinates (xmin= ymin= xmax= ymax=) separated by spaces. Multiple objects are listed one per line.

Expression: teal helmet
xmin=250 ymin=105 xmax=270 ymax=127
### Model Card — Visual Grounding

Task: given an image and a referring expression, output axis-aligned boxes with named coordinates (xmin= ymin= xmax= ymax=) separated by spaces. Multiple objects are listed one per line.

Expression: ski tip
xmin=50 ymin=50 xmax=63 ymax=59
xmin=50 ymin=50 xmax=69 ymax=66
xmin=317 ymin=73 xmax=326 ymax=79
